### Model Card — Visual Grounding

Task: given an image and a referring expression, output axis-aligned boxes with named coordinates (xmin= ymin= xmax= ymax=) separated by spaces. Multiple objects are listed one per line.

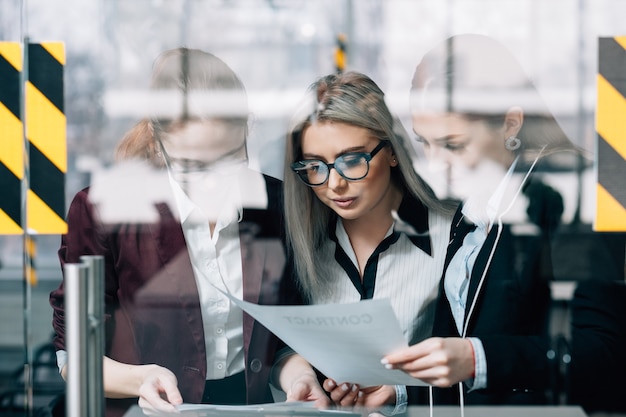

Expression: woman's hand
xmin=102 ymin=357 xmax=182 ymax=413
xmin=382 ymin=337 xmax=475 ymax=387
xmin=137 ymin=365 xmax=183 ymax=414
xmin=323 ymin=379 xmax=396 ymax=408
xmin=273 ymin=354 xmax=332 ymax=408
xmin=322 ymin=379 xmax=360 ymax=406
xmin=286 ymin=372 xmax=331 ymax=407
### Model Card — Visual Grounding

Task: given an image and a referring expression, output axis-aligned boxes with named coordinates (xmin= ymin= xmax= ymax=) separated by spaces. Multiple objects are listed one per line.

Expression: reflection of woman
xmin=273 ymin=71 xmax=454 ymax=411
xmin=50 ymin=48 xmax=294 ymax=417
xmin=383 ymin=34 xmax=580 ymax=405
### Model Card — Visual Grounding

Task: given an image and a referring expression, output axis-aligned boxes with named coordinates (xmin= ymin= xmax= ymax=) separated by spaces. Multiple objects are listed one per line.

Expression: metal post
xmin=81 ymin=255 xmax=105 ymax=417
xmin=65 ymin=255 xmax=105 ymax=417
xmin=65 ymin=263 xmax=89 ymax=417
xmin=20 ymin=0 xmax=33 ymax=413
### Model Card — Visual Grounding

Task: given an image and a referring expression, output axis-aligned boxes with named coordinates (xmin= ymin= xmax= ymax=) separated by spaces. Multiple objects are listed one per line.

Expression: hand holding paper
xmin=224 ymin=292 xmax=427 ymax=387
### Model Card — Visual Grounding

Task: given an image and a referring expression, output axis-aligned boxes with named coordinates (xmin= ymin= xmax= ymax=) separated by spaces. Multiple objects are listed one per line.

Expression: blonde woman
xmin=274 ymin=71 xmax=455 ymax=412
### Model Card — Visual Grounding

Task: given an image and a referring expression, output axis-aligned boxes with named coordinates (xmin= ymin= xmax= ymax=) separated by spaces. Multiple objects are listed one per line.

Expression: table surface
xmin=403 ymin=406 xmax=587 ymax=417
xmin=123 ymin=404 xmax=588 ymax=417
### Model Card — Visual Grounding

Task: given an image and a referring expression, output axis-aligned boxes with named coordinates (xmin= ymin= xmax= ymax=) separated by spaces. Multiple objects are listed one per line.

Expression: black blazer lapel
xmin=463 ymin=223 xmax=501 ymax=333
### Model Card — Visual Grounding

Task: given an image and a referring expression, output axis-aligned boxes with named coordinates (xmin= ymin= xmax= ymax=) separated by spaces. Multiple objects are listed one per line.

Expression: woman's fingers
xmin=324 ymin=379 xmax=360 ymax=406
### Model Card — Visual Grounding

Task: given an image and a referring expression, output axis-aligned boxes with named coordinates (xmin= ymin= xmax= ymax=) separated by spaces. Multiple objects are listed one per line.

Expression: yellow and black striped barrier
xmin=335 ymin=33 xmax=347 ymax=74
xmin=26 ymin=42 xmax=67 ymax=234
xmin=25 ymin=234 xmax=38 ymax=286
xmin=0 ymin=42 xmax=24 ymax=234
xmin=0 ymin=41 xmax=67 ymax=235
xmin=595 ymin=36 xmax=626 ymax=231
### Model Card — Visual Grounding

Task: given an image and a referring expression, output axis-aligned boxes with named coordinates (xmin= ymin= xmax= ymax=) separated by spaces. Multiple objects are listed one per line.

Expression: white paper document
xmin=224 ymin=293 xmax=427 ymax=387
xmin=176 ymin=401 xmax=359 ymax=415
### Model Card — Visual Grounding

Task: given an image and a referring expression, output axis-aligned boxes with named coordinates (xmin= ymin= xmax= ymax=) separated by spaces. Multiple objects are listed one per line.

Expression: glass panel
xmin=0 ymin=1 xmax=624 ymax=415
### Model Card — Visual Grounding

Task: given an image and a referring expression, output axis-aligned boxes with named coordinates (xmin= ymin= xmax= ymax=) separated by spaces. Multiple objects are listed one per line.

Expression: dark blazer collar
xmin=451 ymin=204 xmax=479 ymax=239
xmin=444 ymin=204 xmax=477 ymax=268
xmin=395 ymin=193 xmax=433 ymax=256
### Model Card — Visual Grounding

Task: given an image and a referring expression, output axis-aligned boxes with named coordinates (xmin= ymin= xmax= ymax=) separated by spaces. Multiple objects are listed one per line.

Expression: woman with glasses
xmin=50 ymin=48 xmax=296 ymax=417
xmin=272 ymin=71 xmax=455 ymax=412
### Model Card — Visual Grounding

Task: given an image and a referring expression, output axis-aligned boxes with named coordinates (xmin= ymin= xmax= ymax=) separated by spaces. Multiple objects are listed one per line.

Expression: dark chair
xmin=567 ymin=279 xmax=626 ymax=414
xmin=0 ymin=341 xmax=65 ymax=417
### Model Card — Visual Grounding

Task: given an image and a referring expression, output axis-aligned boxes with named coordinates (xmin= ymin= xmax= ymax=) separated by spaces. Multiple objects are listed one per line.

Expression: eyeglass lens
xmin=293 ymin=140 xmax=388 ymax=186
xmin=303 ymin=153 xmax=370 ymax=185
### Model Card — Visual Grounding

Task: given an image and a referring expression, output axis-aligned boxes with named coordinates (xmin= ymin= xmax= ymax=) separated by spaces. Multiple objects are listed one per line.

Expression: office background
xmin=0 ymin=0 xmax=625 ymax=414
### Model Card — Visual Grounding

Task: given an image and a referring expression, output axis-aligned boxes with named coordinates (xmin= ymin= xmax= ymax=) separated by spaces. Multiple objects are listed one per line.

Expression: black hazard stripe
xmin=597 ymin=133 xmax=626 ymax=210
xmin=0 ymin=53 xmax=21 ymax=118
xmin=599 ymin=38 xmax=626 ymax=99
xmin=0 ymin=162 xmax=22 ymax=227
xmin=29 ymin=142 xmax=65 ymax=219
xmin=28 ymin=43 xmax=64 ymax=112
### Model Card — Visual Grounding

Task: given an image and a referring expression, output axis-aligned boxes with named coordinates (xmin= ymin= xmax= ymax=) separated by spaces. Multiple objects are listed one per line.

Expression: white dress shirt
xmin=310 ymin=208 xmax=451 ymax=346
xmin=170 ymin=174 xmax=245 ymax=380
xmin=56 ymin=169 xmax=262 ymax=380
xmin=307 ymin=206 xmax=450 ymax=414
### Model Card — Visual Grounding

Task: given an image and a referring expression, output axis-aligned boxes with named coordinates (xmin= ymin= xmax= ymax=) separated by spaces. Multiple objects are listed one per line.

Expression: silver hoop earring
xmin=505 ymin=136 xmax=521 ymax=151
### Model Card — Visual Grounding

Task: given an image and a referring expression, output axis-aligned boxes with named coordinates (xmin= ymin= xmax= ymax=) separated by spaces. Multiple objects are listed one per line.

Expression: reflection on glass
xmin=386 ymin=33 xmax=588 ymax=405
xmin=49 ymin=47 xmax=294 ymax=417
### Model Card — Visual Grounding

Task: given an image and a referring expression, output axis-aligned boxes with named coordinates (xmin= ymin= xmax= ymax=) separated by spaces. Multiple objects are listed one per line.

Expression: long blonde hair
xmin=284 ymin=71 xmax=455 ymax=299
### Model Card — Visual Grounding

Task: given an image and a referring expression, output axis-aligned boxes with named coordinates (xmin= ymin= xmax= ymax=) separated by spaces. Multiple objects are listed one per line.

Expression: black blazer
xmin=429 ymin=205 xmax=553 ymax=405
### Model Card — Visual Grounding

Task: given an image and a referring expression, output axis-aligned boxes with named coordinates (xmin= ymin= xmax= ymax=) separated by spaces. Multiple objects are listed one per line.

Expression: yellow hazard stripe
xmin=0 ymin=42 xmax=23 ymax=178
xmin=0 ymin=42 xmax=22 ymax=71
xmin=0 ymin=102 xmax=23 ymax=178
xmin=0 ymin=42 xmax=24 ymax=234
xmin=335 ymin=34 xmax=347 ymax=73
xmin=0 ymin=210 xmax=23 ymax=234
xmin=596 ymin=74 xmax=626 ymax=160
xmin=25 ymin=42 xmax=67 ymax=234
xmin=27 ymin=189 xmax=67 ymax=234
xmin=335 ymin=49 xmax=346 ymax=71
xmin=25 ymin=235 xmax=37 ymax=286
xmin=596 ymin=184 xmax=626 ymax=231
xmin=595 ymin=36 xmax=626 ymax=232
xmin=39 ymin=42 xmax=66 ymax=65
xmin=26 ymin=81 xmax=67 ymax=172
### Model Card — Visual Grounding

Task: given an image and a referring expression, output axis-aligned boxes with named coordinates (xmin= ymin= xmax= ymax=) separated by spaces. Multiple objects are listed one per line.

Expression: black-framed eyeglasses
xmin=156 ymin=136 xmax=247 ymax=175
xmin=291 ymin=140 xmax=389 ymax=187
